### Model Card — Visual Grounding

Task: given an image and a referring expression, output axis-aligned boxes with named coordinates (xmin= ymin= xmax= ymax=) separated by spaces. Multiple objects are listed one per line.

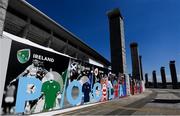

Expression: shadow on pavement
xmin=152 ymin=99 xmax=180 ymax=104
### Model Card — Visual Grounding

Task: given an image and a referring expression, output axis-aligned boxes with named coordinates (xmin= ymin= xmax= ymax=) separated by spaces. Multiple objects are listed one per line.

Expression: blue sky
xmin=27 ymin=0 xmax=180 ymax=82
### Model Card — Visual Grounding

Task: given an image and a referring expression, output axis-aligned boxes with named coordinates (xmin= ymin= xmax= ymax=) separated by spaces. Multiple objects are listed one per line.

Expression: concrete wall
xmin=0 ymin=0 xmax=8 ymax=37
xmin=0 ymin=37 xmax=11 ymax=114
xmin=0 ymin=0 xmax=9 ymax=113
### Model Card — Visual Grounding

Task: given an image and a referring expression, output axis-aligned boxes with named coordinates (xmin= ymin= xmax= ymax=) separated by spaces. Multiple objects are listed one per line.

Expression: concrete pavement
xmin=31 ymin=89 xmax=180 ymax=115
xmin=133 ymin=89 xmax=180 ymax=115
xmin=56 ymin=89 xmax=180 ymax=115
xmin=56 ymin=89 xmax=153 ymax=115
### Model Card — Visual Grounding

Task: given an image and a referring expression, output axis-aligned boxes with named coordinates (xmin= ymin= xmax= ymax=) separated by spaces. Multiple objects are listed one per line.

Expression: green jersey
xmin=42 ymin=80 xmax=60 ymax=110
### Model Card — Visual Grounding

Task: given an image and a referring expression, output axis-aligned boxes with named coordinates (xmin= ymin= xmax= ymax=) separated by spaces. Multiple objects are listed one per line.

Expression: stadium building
xmin=0 ymin=0 xmax=133 ymax=115
xmin=1 ymin=0 xmax=110 ymax=68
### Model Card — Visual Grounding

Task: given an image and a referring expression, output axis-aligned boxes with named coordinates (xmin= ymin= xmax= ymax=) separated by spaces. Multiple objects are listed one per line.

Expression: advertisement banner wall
xmin=1 ymin=32 xmax=128 ymax=115
xmin=1 ymin=40 xmax=70 ymax=114
xmin=62 ymin=59 xmax=127 ymax=109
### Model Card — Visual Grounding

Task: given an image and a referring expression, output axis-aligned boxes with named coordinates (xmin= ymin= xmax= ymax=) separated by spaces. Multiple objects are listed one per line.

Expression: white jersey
xmin=25 ymin=64 xmax=40 ymax=76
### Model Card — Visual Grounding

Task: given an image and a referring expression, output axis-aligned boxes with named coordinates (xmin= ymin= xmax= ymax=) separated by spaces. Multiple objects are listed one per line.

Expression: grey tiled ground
xmin=56 ymin=89 xmax=180 ymax=115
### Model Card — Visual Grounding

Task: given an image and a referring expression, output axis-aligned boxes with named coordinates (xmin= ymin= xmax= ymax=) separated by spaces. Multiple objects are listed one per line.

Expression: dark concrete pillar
xmin=18 ymin=18 xmax=31 ymax=39
xmin=107 ymin=8 xmax=126 ymax=75
xmin=169 ymin=61 xmax=178 ymax=89
xmin=152 ymin=70 xmax=158 ymax=88
xmin=160 ymin=67 xmax=167 ymax=88
xmin=0 ymin=0 xmax=9 ymax=37
xmin=130 ymin=42 xmax=141 ymax=80
xmin=47 ymin=31 xmax=54 ymax=47
xmin=139 ymin=55 xmax=144 ymax=80
xmin=64 ymin=40 xmax=69 ymax=54
xmin=145 ymin=73 xmax=149 ymax=88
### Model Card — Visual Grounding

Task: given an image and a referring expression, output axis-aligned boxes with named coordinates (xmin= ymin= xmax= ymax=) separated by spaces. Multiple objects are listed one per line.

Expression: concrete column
xmin=160 ymin=67 xmax=167 ymax=88
xmin=130 ymin=42 xmax=141 ymax=80
xmin=47 ymin=31 xmax=54 ymax=47
xmin=64 ymin=40 xmax=68 ymax=54
xmin=139 ymin=55 xmax=144 ymax=80
xmin=152 ymin=70 xmax=158 ymax=88
xmin=107 ymin=8 xmax=126 ymax=75
xmin=0 ymin=0 xmax=9 ymax=113
xmin=169 ymin=61 xmax=178 ymax=89
xmin=145 ymin=73 xmax=149 ymax=88
xmin=75 ymin=46 xmax=79 ymax=59
xmin=0 ymin=0 xmax=9 ymax=38
xmin=19 ymin=18 xmax=31 ymax=39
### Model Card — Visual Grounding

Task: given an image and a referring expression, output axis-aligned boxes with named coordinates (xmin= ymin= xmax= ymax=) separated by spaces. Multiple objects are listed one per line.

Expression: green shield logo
xmin=17 ymin=49 xmax=31 ymax=64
